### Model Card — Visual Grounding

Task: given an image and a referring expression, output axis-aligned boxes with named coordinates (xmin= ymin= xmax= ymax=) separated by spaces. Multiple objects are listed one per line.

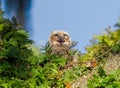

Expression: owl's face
xmin=49 ymin=30 xmax=71 ymax=47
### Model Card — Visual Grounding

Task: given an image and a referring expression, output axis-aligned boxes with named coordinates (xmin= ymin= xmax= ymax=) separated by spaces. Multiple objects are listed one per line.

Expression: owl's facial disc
xmin=49 ymin=30 xmax=71 ymax=48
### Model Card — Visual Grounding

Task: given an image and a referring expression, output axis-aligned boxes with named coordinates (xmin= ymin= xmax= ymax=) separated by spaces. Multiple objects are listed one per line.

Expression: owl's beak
xmin=58 ymin=36 xmax=65 ymax=43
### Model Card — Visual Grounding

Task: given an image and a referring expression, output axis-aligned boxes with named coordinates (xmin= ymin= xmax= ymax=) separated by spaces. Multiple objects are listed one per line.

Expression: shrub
xmin=0 ymin=8 xmax=82 ymax=88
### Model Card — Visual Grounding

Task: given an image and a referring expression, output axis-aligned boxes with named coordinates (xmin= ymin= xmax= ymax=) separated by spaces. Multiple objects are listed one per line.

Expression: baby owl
xmin=48 ymin=30 xmax=72 ymax=57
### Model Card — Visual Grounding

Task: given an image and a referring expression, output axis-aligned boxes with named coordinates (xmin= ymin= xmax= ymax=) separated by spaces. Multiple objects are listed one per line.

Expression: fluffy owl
xmin=48 ymin=30 xmax=72 ymax=57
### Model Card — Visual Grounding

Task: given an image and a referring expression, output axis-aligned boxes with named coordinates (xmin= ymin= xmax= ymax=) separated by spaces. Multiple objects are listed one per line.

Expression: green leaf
xmin=0 ymin=24 xmax=4 ymax=31
xmin=8 ymin=38 xmax=18 ymax=47
xmin=7 ymin=47 xmax=18 ymax=58
xmin=112 ymin=44 xmax=120 ymax=51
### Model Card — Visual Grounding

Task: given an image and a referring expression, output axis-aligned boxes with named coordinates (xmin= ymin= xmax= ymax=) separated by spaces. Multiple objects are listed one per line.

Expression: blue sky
xmin=32 ymin=0 xmax=120 ymax=53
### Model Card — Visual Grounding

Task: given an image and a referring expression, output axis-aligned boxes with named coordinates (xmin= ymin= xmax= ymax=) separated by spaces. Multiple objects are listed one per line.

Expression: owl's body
xmin=48 ymin=30 xmax=72 ymax=57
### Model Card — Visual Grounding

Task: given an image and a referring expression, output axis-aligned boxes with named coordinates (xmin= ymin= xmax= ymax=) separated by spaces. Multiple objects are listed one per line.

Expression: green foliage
xmin=82 ymin=23 xmax=120 ymax=88
xmin=82 ymin=27 xmax=120 ymax=62
xmin=0 ymin=6 xmax=120 ymax=87
xmin=0 ymin=9 xmax=83 ymax=87
xmin=83 ymin=24 xmax=120 ymax=88
xmin=88 ymin=67 xmax=120 ymax=88
xmin=0 ymin=9 xmax=35 ymax=87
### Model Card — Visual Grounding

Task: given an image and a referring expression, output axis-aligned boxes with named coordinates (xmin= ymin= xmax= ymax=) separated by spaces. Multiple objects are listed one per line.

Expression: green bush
xmin=82 ymin=27 xmax=120 ymax=62
xmin=0 ymin=9 xmax=83 ymax=88
xmin=88 ymin=66 xmax=120 ymax=88
xmin=0 ymin=5 xmax=120 ymax=88
xmin=86 ymin=25 xmax=120 ymax=88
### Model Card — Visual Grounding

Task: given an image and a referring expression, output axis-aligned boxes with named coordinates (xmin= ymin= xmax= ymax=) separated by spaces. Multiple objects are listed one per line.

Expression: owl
xmin=48 ymin=30 xmax=72 ymax=57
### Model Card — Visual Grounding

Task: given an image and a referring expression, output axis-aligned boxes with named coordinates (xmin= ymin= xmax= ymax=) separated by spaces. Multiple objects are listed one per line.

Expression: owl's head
xmin=48 ymin=30 xmax=71 ymax=48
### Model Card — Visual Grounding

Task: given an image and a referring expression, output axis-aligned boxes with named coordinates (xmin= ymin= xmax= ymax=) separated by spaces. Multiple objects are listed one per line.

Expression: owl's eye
xmin=64 ymin=34 xmax=68 ymax=38
xmin=63 ymin=34 xmax=69 ymax=41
